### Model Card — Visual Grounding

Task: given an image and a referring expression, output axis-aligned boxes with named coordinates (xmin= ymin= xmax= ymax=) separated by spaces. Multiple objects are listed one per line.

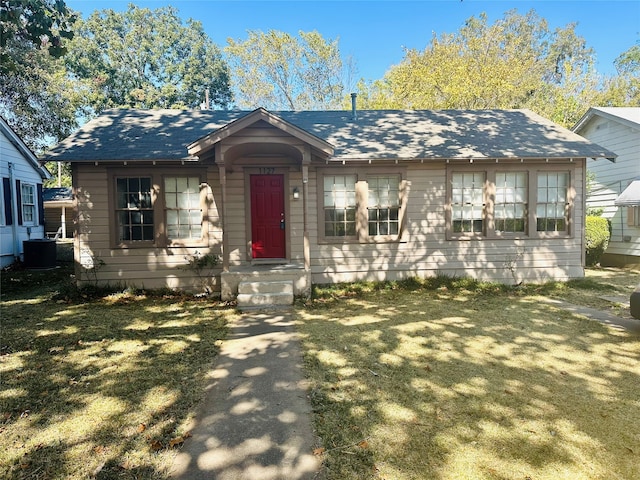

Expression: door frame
xmin=243 ymin=168 xmax=290 ymax=262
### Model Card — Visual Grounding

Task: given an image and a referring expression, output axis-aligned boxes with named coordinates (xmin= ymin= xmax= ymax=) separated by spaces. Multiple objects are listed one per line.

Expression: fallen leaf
xmin=20 ymin=462 xmax=29 ymax=469
xmin=625 ymin=446 xmax=634 ymax=454
xmin=150 ymin=440 xmax=163 ymax=451
xmin=183 ymin=431 xmax=192 ymax=439
xmin=313 ymin=447 xmax=325 ymax=455
xmin=93 ymin=445 xmax=105 ymax=454
xmin=137 ymin=423 xmax=146 ymax=433
xmin=560 ymin=370 xmax=568 ymax=376
xmin=169 ymin=436 xmax=185 ymax=448
xmin=119 ymin=460 xmax=132 ymax=470
xmin=358 ymin=440 xmax=369 ymax=449
xmin=504 ymin=389 xmax=514 ymax=395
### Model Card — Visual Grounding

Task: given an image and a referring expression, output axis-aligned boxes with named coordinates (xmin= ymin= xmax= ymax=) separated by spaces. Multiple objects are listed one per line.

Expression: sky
xmin=65 ymin=0 xmax=640 ymax=81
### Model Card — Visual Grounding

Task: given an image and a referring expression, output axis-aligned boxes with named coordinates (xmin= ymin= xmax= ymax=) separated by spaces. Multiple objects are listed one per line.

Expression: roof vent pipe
xmin=350 ymin=92 xmax=358 ymax=121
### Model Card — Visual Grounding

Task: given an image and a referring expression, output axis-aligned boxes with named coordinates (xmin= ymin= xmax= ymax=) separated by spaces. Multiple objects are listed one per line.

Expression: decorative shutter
xmin=2 ymin=178 xmax=12 ymax=225
xmin=15 ymin=179 xmax=22 ymax=225
xmin=37 ymin=183 xmax=45 ymax=226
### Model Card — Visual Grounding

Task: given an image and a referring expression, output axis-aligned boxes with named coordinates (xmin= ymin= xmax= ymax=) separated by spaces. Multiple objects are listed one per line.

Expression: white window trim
xmin=21 ymin=182 xmax=36 ymax=226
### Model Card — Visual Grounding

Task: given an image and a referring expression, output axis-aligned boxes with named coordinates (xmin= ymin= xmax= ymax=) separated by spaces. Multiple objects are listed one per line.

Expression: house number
xmin=259 ymin=167 xmax=275 ymax=174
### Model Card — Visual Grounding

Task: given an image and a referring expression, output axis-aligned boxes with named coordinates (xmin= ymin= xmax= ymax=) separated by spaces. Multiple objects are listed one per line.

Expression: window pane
xmin=495 ymin=171 xmax=527 ymax=233
xmin=116 ymin=177 xmax=154 ymax=242
xmin=451 ymin=172 xmax=484 ymax=234
xmin=368 ymin=176 xmax=400 ymax=237
xmin=324 ymin=175 xmax=357 ymax=237
xmin=536 ymin=173 xmax=568 ymax=232
xmin=164 ymin=176 xmax=202 ymax=240
xmin=129 ymin=178 xmax=140 ymax=192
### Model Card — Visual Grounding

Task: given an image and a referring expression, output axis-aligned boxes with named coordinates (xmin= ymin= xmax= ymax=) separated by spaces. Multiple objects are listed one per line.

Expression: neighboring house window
xmin=164 ymin=176 xmax=202 ymax=240
xmin=116 ymin=177 xmax=154 ymax=242
xmin=495 ymin=172 xmax=527 ymax=234
xmin=324 ymin=174 xmax=357 ymax=237
xmin=451 ymin=172 xmax=485 ymax=234
xmin=629 ymin=207 xmax=640 ymax=227
xmin=368 ymin=175 xmax=401 ymax=236
xmin=536 ymin=172 xmax=569 ymax=232
xmin=21 ymin=183 xmax=36 ymax=225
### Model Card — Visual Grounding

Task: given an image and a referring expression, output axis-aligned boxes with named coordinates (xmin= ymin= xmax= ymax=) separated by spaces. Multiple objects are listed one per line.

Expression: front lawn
xmin=1 ymin=265 xmax=236 ymax=479
xmin=297 ymin=269 xmax=640 ymax=480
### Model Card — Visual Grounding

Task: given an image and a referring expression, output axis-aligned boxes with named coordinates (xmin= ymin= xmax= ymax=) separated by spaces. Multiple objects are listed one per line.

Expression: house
xmin=43 ymin=106 xmax=615 ymax=302
xmin=573 ymin=107 xmax=640 ymax=267
xmin=43 ymin=187 xmax=74 ymax=239
xmin=1 ymin=117 xmax=52 ymax=269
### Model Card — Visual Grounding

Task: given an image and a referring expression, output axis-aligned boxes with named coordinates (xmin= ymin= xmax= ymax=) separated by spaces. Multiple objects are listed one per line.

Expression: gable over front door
xmin=250 ymin=174 xmax=286 ymax=259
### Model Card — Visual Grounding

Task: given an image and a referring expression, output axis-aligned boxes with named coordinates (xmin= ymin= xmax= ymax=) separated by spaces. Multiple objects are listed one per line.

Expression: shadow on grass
xmin=297 ymin=280 xmax=640 ymax=480
xmin=1 ymin=265 xmax=232 ymax=479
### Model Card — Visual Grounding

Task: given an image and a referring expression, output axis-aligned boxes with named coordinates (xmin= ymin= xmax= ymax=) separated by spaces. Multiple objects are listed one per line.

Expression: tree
xmin=1 ymin=0 xmax=76 ymax=74
xmin=1 ymin=0 xmax=82 ymax=152
xmin=601 ymin=43 xmax=640 ymax=106
xmin=225 ymin=30 xmax=345 ymax=110
xmin=357 ymin=10 xmax=600 ymax=126
xmin=64 ymin=4 xmax=232 ymax=112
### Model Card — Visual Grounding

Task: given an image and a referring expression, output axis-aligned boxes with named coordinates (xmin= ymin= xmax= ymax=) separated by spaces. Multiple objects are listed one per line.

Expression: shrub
xmin=585 ymin=216 xmax=610 ymax=266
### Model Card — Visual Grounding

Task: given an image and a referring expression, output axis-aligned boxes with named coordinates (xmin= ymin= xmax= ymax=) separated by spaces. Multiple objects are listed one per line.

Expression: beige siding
xmin=309 ymin=161 xmax=585 ymax=285
xmin=74 ymin=165 xmax=223 ymax=291
xmin=74 ymin=155 xmax=586 ymax=291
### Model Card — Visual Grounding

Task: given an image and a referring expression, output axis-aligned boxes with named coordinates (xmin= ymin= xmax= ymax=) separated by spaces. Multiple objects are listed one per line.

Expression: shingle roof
xmin=44 ymin=108 xmax=616 ymax=162
xmin=43 ymin=187 xmax=73 ymax=202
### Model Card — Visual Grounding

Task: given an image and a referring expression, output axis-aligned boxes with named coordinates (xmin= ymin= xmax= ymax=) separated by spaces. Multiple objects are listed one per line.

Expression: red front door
xmin=250 ymin=175 xmax=286 ymax=259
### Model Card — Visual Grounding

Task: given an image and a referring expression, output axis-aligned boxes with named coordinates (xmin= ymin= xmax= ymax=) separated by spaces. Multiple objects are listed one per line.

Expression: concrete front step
xmin=238 ymin=280 xmax=294 ymax=295
xmin=237 ymin=281 xmax=294 ymax=309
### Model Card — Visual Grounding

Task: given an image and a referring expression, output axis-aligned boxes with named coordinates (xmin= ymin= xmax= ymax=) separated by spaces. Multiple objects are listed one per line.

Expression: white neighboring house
xmin=573 ymin=107 xmax=640 ymax=267
xmin=0 ymin=117 xmax=52 ymax=268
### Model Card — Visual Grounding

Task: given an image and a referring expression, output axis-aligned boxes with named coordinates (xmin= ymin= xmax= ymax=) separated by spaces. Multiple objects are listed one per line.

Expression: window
xmin=368 ymin=176 xmax=400 ymax=236
xmin=319 ymin=171 xmax=405 ymax=242
xmin=116 ymin=177 xmax=154 ymax=242
xmin=495 ymin=172 xmax=527 ymax=233
xmin=164 ymin=176 xmax=202 ymax=240
xmin=21 ymin=183 xmax=36 ymax=225
xmin=447 ymin=166 xmax=572 ymax=239
xmin=324 ymin=175 xmax=357 ymax=237
xmin=451 ymin=172 xmax=485 ymax=234
xmin=629 ymin=207 xmax=640 ymax=227
xmin=536 ymin=172 xmax=568 ymax=232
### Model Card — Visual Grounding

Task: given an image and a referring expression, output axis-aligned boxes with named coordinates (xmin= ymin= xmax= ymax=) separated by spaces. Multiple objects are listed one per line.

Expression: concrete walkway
xmin=541 ymin=298 xmax=640 ymax=335
xmin=170 ymin=312 xmax=322 ymax=480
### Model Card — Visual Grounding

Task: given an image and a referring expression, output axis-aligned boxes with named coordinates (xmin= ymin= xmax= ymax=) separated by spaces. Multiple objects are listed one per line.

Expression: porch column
xmin=302 ymin=150 xmax=311 ymax=272
xmin=218 ymin=162 xmax=229 ymax=272
xmin=61 ymin=206 xmax=67 ymax=238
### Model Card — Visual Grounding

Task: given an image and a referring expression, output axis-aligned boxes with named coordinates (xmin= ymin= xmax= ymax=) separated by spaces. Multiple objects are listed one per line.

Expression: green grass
xmin=297 ymin=268 xmax=640 ymax=480
xmin=1 ymin=263 xmax=236 ymax=479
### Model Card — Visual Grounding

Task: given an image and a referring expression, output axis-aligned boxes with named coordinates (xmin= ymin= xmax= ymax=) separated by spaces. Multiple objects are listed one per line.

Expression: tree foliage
xmin=601 ymin=43 xmax=640 ymax=106
xmin=0 ymin=0 xmax=76 ymax=74
xmin=64 ymin=4 xmax=232 ymax=112
xmin=0 ymin=0 xmax=82 ymax=151
xmin=356 ymin=10 xmax=604 ymax=126
xmin=225 ymin=30 xmax=345 ymax=110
